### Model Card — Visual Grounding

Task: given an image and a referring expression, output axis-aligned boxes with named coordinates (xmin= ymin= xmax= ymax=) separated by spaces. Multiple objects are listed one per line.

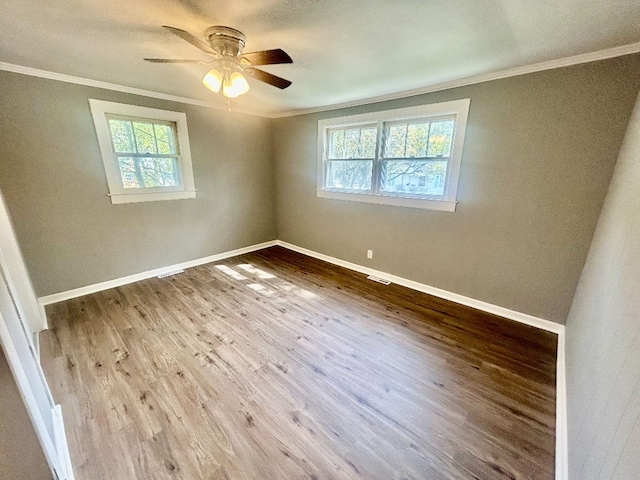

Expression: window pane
xmin=385 ymin=124 xmax=408 ymax=158
xmin=345 ymin=129 xmax=361 ymax=158
xmin=154 ymin=124 xmax=177 ymax=154
xmin=328 ymin=126 xmax=377 ymax=159
xmin=139 ymin=157 xmax=179 ymax=187
xmin=118 ymin=156 xmax=180 ymax=189
xmin=427 ymin=120 xmax=455 ymax=157
xmin=326 ymin=160 xmax=372 ymax=190
xmin=109 ymin=119 xmax=135 ymax=153
xmin=381 ymin=159 xmax=448 ymax=196
xmin=360 ymin=128 xmax=377 ymax=158
xmin=118 ymin=157 xmax=140 ymax=188
xmin=329 ymin=130 xmax=345 ymax=158
xmin=406 ymin=123 xmax=429 ymax=158
xmin=132 ymin=122 xmax=158 ymax=154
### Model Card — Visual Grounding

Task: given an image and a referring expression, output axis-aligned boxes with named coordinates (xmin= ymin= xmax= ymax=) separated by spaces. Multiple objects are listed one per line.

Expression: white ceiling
xmin=1 ymin=0 xmax=640 ymax=115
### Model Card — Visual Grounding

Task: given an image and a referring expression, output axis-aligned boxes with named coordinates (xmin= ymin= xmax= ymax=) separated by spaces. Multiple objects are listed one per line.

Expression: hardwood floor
xmin=40 ymin=246 xmax=557 ymax=480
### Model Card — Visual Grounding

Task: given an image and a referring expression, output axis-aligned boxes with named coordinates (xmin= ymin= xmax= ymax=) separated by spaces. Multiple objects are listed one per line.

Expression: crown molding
xmin=2 ymin=41 xmax=640 ymax=119
xmin=0 ymin=62 xmax=265 ymax=117
xmin=271 ymin=41 xmax=640 ymax=118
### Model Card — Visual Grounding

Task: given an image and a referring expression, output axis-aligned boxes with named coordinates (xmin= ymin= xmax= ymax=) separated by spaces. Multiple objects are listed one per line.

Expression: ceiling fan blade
xmin=144 ymin=58 xmax=210 ymax=64
xmin=245 ymin=68 xmax=292 ymax=89
xmin=162 ymin=25 xmax=219 ymax=56
xmin=240 ymin=49 xmax=292 ymax=66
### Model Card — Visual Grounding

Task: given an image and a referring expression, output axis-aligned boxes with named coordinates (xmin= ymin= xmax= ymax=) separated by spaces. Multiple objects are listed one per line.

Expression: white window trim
xmin=317 ymin=99 xmax=470 ymax=212
xmin=89 ymin=99 xmax=196 ymax=204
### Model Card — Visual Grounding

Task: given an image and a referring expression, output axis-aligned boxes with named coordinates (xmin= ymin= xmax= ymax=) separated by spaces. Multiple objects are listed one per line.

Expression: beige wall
xmin=565 ymin=91 xmax=640 ymax=478
xmin=0 ymin=71 xmax=276 ymax=297
xmin=0 ymin=346 xmax=52 ymax=480
xmin=273 ymin=55 xmax=640 ymax=324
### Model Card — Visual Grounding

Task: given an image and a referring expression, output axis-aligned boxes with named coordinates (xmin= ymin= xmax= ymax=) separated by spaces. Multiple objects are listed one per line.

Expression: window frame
xmin=317 ymin=99 xmax=470 ymax=212
xmin=89 ymin=99 xmax=196 ymax=204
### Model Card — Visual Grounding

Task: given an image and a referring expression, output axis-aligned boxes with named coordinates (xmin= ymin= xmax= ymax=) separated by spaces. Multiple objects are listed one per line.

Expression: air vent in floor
xmin=367 ymin=275 xmax=391 ymax=285
xmin=157 ymin=269 xmax=185 ymax=279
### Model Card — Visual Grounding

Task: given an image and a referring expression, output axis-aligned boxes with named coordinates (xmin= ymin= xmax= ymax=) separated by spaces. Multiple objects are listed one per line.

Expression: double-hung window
xmin=90 ymin=99 xmax=196 ymax=204
xmin=317 ymin=99 xmax=470 ymax=211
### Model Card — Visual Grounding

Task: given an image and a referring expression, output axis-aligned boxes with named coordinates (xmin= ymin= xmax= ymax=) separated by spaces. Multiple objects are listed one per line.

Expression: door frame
xmin=0 ymin=191 xmax=74 ymax=479
xmin=0 ymin=191 xmax=46 ymax=333
xmin=0 ymin=310 xmax=65 ymax=477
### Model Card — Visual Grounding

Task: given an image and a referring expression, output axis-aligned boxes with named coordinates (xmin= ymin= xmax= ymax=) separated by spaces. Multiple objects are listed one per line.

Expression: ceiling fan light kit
xmin=145 ymin=25 xmax=292 ymax=100
xmin=202 ymin=60 xmax=250 ymax=98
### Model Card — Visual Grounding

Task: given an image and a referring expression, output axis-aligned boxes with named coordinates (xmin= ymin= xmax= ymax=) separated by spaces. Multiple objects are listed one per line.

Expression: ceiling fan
xmin=145 ymin=25 xmax=293 ymax=98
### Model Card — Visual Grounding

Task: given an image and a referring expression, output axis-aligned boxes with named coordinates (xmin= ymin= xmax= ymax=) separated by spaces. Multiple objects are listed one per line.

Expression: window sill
xmin=317 ymin=190 xmax=457 ymax=212
xmin=109 ymin=190 xmax=197 ymax=204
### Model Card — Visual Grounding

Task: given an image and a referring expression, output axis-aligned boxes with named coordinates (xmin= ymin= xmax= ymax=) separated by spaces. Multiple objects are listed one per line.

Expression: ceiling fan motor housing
xmin=205 ymin=26 xmax=246 ymax=57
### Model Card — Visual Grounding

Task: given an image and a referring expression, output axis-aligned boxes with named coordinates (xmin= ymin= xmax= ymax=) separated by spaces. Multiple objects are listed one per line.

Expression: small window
xmin=317 ymin=99 xmax=470 ymax=212
xmin=89 ymin=100 xmax=196 ymax=204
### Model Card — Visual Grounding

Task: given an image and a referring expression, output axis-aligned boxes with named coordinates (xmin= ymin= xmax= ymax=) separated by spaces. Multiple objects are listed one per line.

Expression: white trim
xmin=39 ymin=237 xmax=564 ymax=331
xmin=0 ymin=310 xmax=64 ymax=478
xmin=89 ymin=99 xmax=197 ymax=204
xmin=316 ymin=99 xmax=470 ymax=211
xmin=53 ymin=404 xmax=75 ymax=480
xmin=275 ymin=240 xmax=563 ymax=334
xmin=556 ymin=329 xmax=569 ymax=480
xmin=0 ymin=62 xmax=263 ymax=118
xmin=38 ymin=240 xmax=277 ymax=305
xmin=1 ymin=42 xmax=639 ymax=120
xmin=33 ymin=330 xmax=40 ymax=360
xmin=109 ymin=190 xmax=196 ymax=204
xmin=38 ymin=301 xmax=48 ymax=331
xmin=0 ymin=192 xmax=47 ymax=332
xmin=271 ymin=42 xmax=640 ymax=118
xmin=275 ymin=240 xmax=569 ymax=478
xmin=34 ymin=237 xmax=568 ymax=478
xmin=317 ymin=190 xmax=457 ymax=211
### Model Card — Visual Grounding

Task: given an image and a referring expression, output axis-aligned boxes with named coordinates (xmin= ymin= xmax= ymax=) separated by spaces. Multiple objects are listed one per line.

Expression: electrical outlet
xmin=367 ymin=250 xmax=373 ymax=259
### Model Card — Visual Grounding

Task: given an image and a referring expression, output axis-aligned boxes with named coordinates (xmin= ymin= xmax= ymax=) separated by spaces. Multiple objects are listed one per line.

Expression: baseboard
xmin=35 ymin=237 xmax=568 ymax=478
xmin=276 ymin=240 xmax=564 ymax=334
xmin=275 ymin=240 xmax=569 ymax=478
xmin=38 ymin=240 xmax=278 ymax=306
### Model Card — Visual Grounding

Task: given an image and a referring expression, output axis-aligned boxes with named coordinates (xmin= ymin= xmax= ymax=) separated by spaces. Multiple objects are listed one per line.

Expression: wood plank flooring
xmin=40 ymin=246 xmax=557 ymax=480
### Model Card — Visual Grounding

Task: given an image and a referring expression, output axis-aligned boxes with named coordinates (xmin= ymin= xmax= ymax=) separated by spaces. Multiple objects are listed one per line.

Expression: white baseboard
xmin=275 ymin=240 xmax=568 ymax=479
xmin=36 ymin=238 xmax=569 ymax=479
xmin=38 ymin=240 xmax=277 ymax=306
xmin=276 ymin=240 xmax=564 ymax=334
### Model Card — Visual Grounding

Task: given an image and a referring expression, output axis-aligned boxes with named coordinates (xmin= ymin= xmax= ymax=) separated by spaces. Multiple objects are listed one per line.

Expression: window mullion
xmin=372 ymin=120 xmax=384 ymax=195
xmin=153 ymin=125 xmax=160 ymax=155
xmin=129 ymin=120 xmax=140 ymax=154
xmin=324 ymin=129 xmax=330 ymax=191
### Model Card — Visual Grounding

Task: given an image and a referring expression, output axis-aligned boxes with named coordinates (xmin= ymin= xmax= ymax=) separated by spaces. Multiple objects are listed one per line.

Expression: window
xmin=317 ymin=99 xmax=470 ymax=212
xmin=89 ymin=100 xmax=196 ymax=204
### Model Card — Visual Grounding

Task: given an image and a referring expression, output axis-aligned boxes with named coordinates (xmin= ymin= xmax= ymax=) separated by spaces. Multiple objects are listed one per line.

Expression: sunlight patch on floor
xmin=238 ymin=264 xmax=276 ymax=279
xmin=214 ymin=264 xmax=316 ymax=299
xmin=246 ymin=283 xmax=275 ymax=296
xmin=215 ymin=264 xmax=248 ymax=280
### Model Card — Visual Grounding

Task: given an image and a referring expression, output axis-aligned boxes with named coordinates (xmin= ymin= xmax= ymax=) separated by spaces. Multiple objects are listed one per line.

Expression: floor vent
xmin=367 ymin=275 xmax=391 ymax=285
xmin=157 ymin=269 xmax=185 ymax=279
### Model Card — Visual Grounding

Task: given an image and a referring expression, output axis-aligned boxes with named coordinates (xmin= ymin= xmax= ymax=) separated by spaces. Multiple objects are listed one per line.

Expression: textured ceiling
xmin=1 ymin=0 xmax=640 ymax=115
